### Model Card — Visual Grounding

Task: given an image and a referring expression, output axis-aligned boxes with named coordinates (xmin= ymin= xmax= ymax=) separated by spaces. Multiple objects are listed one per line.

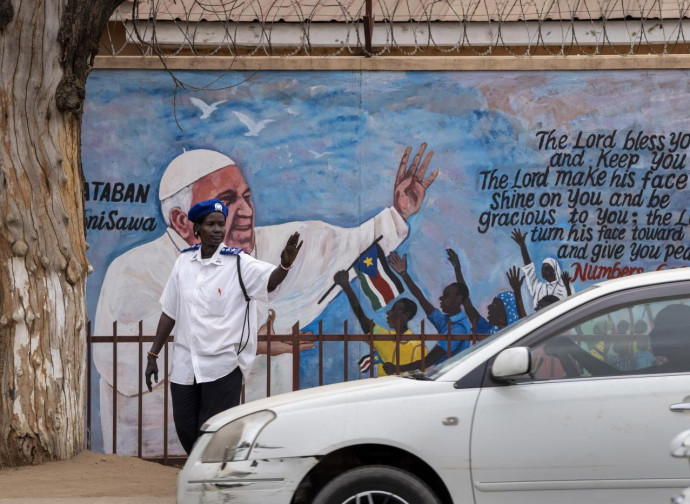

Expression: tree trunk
xmin=0 ymin=0 xmax=122 ymax=467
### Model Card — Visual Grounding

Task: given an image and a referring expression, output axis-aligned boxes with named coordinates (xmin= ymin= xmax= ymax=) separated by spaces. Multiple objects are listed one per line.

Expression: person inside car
xmin=542 ymin=303 xmax=690 ymax=377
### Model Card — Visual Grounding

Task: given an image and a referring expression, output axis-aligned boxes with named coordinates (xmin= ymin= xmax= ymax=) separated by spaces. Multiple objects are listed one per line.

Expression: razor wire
xmin=99 ymin=0 xmax=690 ymax=57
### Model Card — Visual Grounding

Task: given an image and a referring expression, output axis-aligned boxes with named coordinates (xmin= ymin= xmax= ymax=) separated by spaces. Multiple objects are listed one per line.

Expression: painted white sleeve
xmin=94 ymin=259 xmax=157 ymax=337
xmin=92 ymin=238 xmax=177 ymax=391
xmin=94 ymin=268 xmax=120 ymax=336
xmin=93 ymin=235 xmax=178 ymax=337
xmin=521 ymin=262 xmax=541 ymax=298
xmin=363 ymin=206 xmax=409 ymax=255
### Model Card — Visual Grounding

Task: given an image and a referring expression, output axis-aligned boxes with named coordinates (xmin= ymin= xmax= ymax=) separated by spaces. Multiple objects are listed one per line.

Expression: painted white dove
xmin=233 ymin=111 xmax=275 ymax=137
xmin=190 ymin=97 xmax=227 ymax=119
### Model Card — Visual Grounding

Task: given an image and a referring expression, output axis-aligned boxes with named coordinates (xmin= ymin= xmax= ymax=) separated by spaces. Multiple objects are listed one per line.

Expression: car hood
xmin=202 ymin=375 xmax=438 ymax=432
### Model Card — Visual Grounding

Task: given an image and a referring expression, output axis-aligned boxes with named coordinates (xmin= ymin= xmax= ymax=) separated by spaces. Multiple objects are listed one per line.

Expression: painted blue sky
xmin=83 ymin=68 xmax=690 ymax=399
xmin=84 ymin=69 xmax=690 ymax=325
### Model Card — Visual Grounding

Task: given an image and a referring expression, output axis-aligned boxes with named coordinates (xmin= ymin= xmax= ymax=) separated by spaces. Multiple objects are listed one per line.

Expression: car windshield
xmin=424 ymin=321 xmax=524 ymax=379
xmin=423 ymin=285 xmax=599 ymax=380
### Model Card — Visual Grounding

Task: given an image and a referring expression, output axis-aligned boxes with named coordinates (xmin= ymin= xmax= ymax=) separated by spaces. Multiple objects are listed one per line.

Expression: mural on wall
xmin=83 ymin=69 xmax=690 ymax=455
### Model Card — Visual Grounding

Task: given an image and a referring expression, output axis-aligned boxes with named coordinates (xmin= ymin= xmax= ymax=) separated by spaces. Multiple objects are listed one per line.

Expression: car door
xmin=470 ymin=282 xmax=690 ymax=504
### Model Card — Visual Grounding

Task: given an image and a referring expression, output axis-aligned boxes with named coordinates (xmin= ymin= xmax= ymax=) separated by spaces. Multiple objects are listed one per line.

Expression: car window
xmin=428 ymin=285 xmax=602 ymax=380
xmin=529 ymin=294 xmax=690 ymax=380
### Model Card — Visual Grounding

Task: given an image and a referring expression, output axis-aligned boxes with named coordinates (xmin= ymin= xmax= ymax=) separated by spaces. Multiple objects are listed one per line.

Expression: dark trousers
xmin=170 ymin=366 xmax=243 ymax=454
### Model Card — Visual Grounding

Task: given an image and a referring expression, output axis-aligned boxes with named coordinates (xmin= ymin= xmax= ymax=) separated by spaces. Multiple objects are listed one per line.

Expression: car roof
xmin=590 ymin=267 xmax=690 ymax=294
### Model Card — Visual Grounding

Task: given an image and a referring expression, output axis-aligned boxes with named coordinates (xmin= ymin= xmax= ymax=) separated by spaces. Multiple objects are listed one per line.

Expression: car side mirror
xmin=492 ymin=347 xmax=531 ymax=380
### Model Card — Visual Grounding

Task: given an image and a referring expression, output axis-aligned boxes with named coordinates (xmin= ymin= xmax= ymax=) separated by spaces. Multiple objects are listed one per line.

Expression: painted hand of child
xmin=387 ymin=251 xmax=407 ymax=274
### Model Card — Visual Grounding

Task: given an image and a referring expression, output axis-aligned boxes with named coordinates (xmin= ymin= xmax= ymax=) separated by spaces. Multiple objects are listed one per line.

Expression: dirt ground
xmin=0 ymin=451 xmax=179 ymax=499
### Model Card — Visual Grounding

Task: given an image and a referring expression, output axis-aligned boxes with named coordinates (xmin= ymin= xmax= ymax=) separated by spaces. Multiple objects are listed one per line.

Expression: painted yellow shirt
xmin=372 ymin=325 xmax=423 ymax=376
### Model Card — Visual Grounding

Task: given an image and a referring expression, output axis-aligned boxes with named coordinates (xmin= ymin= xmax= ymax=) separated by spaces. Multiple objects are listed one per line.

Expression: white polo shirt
xmin=160 ymin=243 xmax=275 ymax=385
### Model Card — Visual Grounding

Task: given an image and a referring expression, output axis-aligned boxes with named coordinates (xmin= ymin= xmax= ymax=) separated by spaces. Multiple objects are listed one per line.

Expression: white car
xmin=178 ymin=268 xmax=690 ymax=504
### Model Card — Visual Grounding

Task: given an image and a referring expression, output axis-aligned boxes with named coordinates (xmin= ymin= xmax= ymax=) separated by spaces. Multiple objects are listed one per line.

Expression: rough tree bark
xmin=0 ymin=0 xmax=123 ymax=467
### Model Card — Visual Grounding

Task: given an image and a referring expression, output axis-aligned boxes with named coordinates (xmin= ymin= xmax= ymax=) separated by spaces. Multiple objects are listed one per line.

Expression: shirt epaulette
xmin=181 ymin=244 xmax=200 ymax=253
xmin=220 ymin=247 xmax=242 ymax=255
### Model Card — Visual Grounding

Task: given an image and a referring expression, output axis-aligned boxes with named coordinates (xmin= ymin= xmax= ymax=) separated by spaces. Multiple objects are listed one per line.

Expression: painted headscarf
xmin=542 ymin=258 xmax=562 ymax=280
xmin=490 ymin=291 xmax=520 ymax=333
xmin=524 ymin=257 xmax=571 ymax=310
xmin=541 ymin=258 xmax=569 ymax=300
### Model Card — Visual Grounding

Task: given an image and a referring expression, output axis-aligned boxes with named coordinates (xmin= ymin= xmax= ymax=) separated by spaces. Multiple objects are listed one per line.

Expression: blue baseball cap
xmin=188 ymin=199 xmax=229 ymax=223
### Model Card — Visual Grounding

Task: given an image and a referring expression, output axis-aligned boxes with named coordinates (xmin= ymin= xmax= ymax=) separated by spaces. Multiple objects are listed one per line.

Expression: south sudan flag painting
xmin=354 ymin=243 xmax=404 ymax=310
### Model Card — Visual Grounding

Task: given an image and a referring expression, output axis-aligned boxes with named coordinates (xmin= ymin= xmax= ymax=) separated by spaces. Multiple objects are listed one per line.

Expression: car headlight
xmin=201 ymin=410 xmax=276 ymax=463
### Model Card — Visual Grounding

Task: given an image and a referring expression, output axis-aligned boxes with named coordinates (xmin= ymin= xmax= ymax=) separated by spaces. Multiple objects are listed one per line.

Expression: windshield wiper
xmin=402 ymin=369 xmax=432 ymax=381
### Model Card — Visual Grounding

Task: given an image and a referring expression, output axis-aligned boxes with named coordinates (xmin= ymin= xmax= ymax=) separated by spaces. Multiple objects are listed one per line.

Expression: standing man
xmin=144 ymin=199 xmax=302 ymax=453
xmin=94 ymin=144 xmax=438 ymax=455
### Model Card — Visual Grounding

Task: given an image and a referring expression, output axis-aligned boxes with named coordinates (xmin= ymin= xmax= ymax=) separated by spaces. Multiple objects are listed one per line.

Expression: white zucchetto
xmin=159 ymin=149 xmax=236 ymax=200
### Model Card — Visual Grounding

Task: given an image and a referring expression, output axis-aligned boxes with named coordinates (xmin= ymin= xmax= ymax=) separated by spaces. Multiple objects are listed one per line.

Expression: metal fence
xmin=86 ymin=319 xmax=490 ymax=464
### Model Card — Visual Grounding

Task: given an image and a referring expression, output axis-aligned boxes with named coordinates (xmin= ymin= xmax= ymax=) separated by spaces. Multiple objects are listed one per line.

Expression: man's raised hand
xmin=393 ymin=143 xmax=439 ymax=220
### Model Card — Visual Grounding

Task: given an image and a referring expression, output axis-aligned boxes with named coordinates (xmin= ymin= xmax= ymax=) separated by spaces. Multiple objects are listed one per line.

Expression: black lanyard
xmin=236 ymin=254 xmax=251 ymax=355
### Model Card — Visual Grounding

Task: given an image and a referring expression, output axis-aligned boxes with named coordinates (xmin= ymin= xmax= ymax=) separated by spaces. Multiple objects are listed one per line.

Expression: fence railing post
xmin=138 ymin=320 xmax=143 ymax=459
xmin=163 ymin=340 xmax=169 ymax=466
xmin=420 ymin=319 xmax=426 ymax=371
xmin=266 ymin=317 xmax=272 ymax=398
xmin=395 ymin=328 xmax=400 ymax=375
xmin=446 ymin=319 xmax=452 ymax=359
xmin=292 ymin=322 xmax=300 ymax=391
xmin=343 ymin=320 xmax=348 ymax=382
xmin=368 ymin=327 xmax=374 ymax=378
xmin=318 ymin=320 xmax=323 ymax=386
xmin=86 ymin=320 xmax=92 ymax=451
xmin=112 ymin=321 xmax=117 ymax=455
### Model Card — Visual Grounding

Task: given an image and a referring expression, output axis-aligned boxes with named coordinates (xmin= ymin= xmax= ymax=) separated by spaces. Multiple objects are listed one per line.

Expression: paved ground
xmin=0 ymin=451 xmax=178 ymax=504
xmin=0 ymin=499 xmax=174 ymax=504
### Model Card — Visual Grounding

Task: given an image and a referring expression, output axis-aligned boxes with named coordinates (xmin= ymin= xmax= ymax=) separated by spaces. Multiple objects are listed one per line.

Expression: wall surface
xmin=83 ymin=69 xmax=690 ymax=454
